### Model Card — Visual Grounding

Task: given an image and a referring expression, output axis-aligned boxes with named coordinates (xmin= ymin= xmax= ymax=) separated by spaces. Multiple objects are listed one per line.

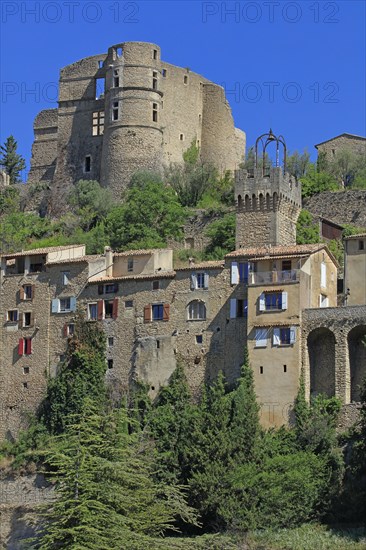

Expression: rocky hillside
xmin=304 ymin=190 xmax=366 ymax=227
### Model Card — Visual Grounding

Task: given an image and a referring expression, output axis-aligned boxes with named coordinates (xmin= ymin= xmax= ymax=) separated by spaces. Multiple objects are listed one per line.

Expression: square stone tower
xmin=235 ymin=131 xmax=302 ymax=248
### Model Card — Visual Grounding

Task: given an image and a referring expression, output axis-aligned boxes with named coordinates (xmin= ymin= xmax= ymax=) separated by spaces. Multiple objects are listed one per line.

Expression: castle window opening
xmin=152 ymin=280 xmax=160 ymax=291
xmin=153 ymin=71 xmax=158 ymax=90
xmin=125 ymin=300 xmax=133 ymax=308
xmin=113 ymin=69 xmax=120 ymax=88
xmin=283 ymin=364 xmax=287 ymax=373
xmin=180 ymin=133 xmax=184 ymax=141
xmin=116 ymin=47 xmax=122 ymax=58
xmin=199 ymin=114 xmax=202 ymax=123
xmin=319 ymin=293 xmax=329 ymax=308
xmin=23 ymin=367 xmax=30 ymax=375
xmin=7 ymin=310 xmax=18 ymax=323
xmin=196 ymin=334 xmax=203 ymax=344
xmin=156 ymin=339 xmax=160 ymax=349
xmin=197 ymin=140 xmax=200 ymax=148
xmin=152 ymin=103 xmax=158 ymax=122
xmin=108 ymin=359 xmax=114 ymax=369
xmin=23 ymin=312 xmax=33 ymax=328
xmin=66 ymin=323 xmax=75 ymax=336
xmin=188 ymin=300 xmax=206 ymax=321
xmin=108 ymin=337 xmax=114 ymax=347
xmin=153 ymin=49 xmax=157 ymax=59
xmin=127 ymin=259 xmax=134 ymax=272
xmin=260 ymin=366 xmax=263 ymax=374
xmin=95 ymin=78 xmax=105 ymax=100
xmin=22 ymin=285 xmax=34 ymax=300
xmin=98 ymin=60 xmax=103 ymax=68
xmin=23 ymin=382 xmax=28 ymax=390
xmin=84 ymin=156 xmax=91 ymax=173
xmin=112 ymin=101 xmax=119 ymax=121
xmin=184 ymin=75 xmax=188 ymax=85
xmin=92 ymin=111 xmax=104 ymax=136
xmin=104 ymin=300 xmax=114 ymax=319
xmin=359 ymin=240 xmax=364 ymax=250
xmin=162 ymin=68 xmax=167 ymax=77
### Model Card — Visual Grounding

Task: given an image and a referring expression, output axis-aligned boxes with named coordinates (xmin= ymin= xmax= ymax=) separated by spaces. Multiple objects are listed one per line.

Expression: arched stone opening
xmin=252 ymin=194 xmax=257 ymax=210
xmin=245 ymin=195 xmax=250 ymax=210
xmin=237 ymin=194 xmax=243 ymax=209
xmin=259 ymin=193 xmax=264 ymax=210
xmin=266 ymin=192 xmax=271 ymax=210
xmin=348 ymin=325 xmax=366 ymax=402
xmin=308 ymin=327 xmax=336 ymax=397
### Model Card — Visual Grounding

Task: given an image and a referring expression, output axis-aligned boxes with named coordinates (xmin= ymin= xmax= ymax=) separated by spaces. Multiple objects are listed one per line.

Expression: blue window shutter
xmin=290 ymin=326 xmax=296 ymax=344
xmin=190 ymin=273 xmax=197 ymax=290
xmin=230 ymin=299 xmax=237 ymax=319
xmin=51 ymin=299 xmax=59 ymax=313
xmin=281 ymin=291 xmax=288 ymax=310
xmin=70 ymin=297 xmax=77 ymax=312
xmin=244 ymin=262 xmax=249 ymax=283
xmin=204 ymin=273 xmax=209 ymax=289
xmin=259 ymin=293 xmax=265 ymax=311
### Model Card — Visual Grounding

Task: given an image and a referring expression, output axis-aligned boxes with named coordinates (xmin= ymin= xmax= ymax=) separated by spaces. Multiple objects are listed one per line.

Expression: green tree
xmin=204 ymin=213 xmax=236 ymax=259
xmin=286 ymin=150 xmax=311 ymax=179
xmin=105 ymin=176 xmax=186 ymax=250
xmin=0 ymin=186 xmax=20 ymax=215
xmin=300 ymin=165 xmax=338 ymax=198
xmin=69 ymin=180 xmax=113 ymax=231
xmin=296 ymin=210 xmax=319 ymax=244
xmin=0 ymin=135 xmax=26 ymax=184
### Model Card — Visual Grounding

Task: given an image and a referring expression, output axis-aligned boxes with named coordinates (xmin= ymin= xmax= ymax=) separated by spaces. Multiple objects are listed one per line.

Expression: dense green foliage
xmin=0 ymin=135 xmax=26 ymax=184
xmin=204 ymin=213 xmax=236 ymax=259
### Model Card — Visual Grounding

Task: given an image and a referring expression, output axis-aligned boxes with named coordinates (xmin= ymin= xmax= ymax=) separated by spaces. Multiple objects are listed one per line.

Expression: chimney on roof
xmin=104 ymin=246 xmax=113 ymax=277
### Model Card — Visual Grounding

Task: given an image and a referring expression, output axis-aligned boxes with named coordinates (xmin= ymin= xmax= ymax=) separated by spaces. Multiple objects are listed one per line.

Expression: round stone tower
xmin=100 ymin=41 xmax=163 ymax=198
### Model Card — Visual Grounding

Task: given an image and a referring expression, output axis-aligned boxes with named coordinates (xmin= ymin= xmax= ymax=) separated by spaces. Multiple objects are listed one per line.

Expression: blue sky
xmin=1 ymin=0 xmax=365 ymax=178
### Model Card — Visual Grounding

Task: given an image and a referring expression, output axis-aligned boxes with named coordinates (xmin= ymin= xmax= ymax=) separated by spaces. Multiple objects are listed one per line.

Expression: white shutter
xmin=281 ymin=291 xmax=288 ymax=310
xmin=319 ymin=294 xmax=322 ymax=307
xmin=273 ymin=328 xmax=280 ymax=346
xmin=231 ymin=262 xmax=239 ymax=285
xmin=70 ymin=297 xmax=77 ymax=312
xmin=290 ymin=326 xmax=296 ymax=344
xmin=259 ymin=293 xmax=265 ymax=311
xmin=230 ymin=299 xmax=237 ymax=319
xmin=190 ymin=273 xmax=197 ymax=290
xmin=321 ymin=262 xmax=326 ymax=288
xmin=51 ymin=299 xmax=59 ymax=313
xmin=204 ymin=273 xmax=209 ymax=289
xmin=255 ymin=328 xmax=268 ymax=347
xmin=324 ymin=297 xmax=329 ymax=307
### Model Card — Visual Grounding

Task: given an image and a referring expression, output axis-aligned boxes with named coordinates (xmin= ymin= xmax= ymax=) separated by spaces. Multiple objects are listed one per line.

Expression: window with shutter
xmin=230 ymin=298 xmax=237 ymax=319
xmin=163 ymin=303 xmax=170 ymax=321
xmin=231 ymin=262 xmax=239 ymax=285
xmin=152 ymin=304 xmax=164 ymax=321
xmin=25 ymin=337 xmax=32 ymax=355
xmin=190 ymin=273 xmax=197 ymax=290
xmin=112 ymin=298 xmax=119 ymax=319
xmin=144 ymin=304 xmax=152 ymax=323
xmin=97 ymin=300 xmax=104 ymax=320
xmin=88 ymin=303 xmax=98 ymax=321
xmin=18 ymin=338 xmax=24 ymax=356
xmin=188 ymin=301 xmax=206 ymax=320
xmin=255 ymin=328 xmax=268 ymax=347
xmin=259 ymin=293 xmax=265 ymax=311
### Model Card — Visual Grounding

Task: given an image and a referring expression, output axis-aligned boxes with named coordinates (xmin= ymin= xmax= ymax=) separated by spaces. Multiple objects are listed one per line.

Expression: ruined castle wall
xmin=27 ymin=109 xmax=58 ymax=185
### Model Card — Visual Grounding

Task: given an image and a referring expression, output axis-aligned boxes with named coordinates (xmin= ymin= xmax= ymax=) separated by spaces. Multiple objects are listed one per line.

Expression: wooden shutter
xmin=98 ymin=284 xmax=104 ymax=295
xmin=273 ymin=328 xmax=281 ymax=346
xmin=25 ymin=338 xmax=32 ymax=355
xmin=281 ymin=292 xmax=288 ymax=310
xmin=259 ymin=293 xmax=265 ymax=311
xmin=230 ymin=299 xmax=237 ymax=319
xmin=144 ymin=305 xmax=151 ymax=323
xmin=163 ymin=303 xmax=170 ymax=321
xmin=204 ymin=273 xmax=209 ymax=289
xmin=190 ymin=273 xmax=197 ymax=290
xmin=70 ymin=297 xmax=77 ymax=312
xmin=231 ymin=262 xmax=239 ymax=285
xmin=18 ymin=338 xmax=24 ymax=356
xmin=112 ymin=298 xmax=119 ymax=319
xmin=51 ymin=299 xmax=59 ymax=313
xmin=19 ymin=287 xmax=25 ymax=300
xmin=97 ymin=300 xmax=104 ymax=320
xmin=63 ymin=324 xmax=68 ymax=337
xmin=290 ymin=326 xmax=296 ymax=344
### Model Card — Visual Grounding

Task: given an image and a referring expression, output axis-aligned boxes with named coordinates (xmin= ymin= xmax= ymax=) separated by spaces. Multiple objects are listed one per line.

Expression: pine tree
xmin=0 ymin=135 xmax=26 ymax=184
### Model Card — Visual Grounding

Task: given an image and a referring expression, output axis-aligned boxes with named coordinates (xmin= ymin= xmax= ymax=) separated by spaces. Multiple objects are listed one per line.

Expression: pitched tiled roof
xmin=315 ymin=133 xmax=366 ymax=147
xmin=343 ymin=233 xmax=366 ymax=240
xmin=91 ymin=271 xmax=176 ymax=283
xmin=46 ymin=255 xmax=103 ymax=265
xmin=225 ymin=244 xmax=327 ymax=258
xmin=113 ymin=249 xmax=170 ymax=257
xmin=0 ymin=244 xmax=84 ymax=259
xmin=176 ymin=261 xmax=224 ymax=271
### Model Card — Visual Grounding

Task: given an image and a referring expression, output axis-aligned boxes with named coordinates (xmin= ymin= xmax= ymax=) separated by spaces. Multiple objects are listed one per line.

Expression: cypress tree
xmin=0 ymin=135 xmax=26 ymax=184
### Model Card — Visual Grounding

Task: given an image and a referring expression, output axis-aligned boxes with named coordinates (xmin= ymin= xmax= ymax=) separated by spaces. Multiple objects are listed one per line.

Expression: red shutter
xmin=19 ymin=287 xmax=25 ymax=300
xmin=144 ymin=305 xmax=151 ymax=323
xmin=163 ymin=303 xmax=170 ymax=321
xmin=25 ymin=338 xmax=32 ymax=355
xmin=112 ymin=298 xmax=119 ymax=319
xmin=63 ymin=324 xmax=68 ymax=337
xmin=18 ymin=338 xmax=24 ymax=356
xmin=97 ymin=300 xmax=104 ymax=320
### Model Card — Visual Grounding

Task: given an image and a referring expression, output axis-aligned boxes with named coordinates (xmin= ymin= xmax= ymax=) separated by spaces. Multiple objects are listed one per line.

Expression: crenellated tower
xmin=235 ymin=130 xmax=302 ymax=248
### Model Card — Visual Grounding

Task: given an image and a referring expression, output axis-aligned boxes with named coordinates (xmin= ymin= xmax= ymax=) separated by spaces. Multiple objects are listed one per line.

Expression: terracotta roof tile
xmin=225 ymin=244 xmax=327 ymax=258
xmin=176 ymin=261 xmax=224 ymax=271
xmin=113 ymin=249 xmax=170 ymax=257
xmin=1 ymin=244 xmax=84 ymax=259
xmin=91 ymin=271 xmax=176 ymax=283
xmin=344 ymin=233 xmax=366 ymax=240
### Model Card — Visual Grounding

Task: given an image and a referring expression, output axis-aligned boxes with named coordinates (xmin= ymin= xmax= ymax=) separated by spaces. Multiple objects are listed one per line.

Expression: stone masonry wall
xmin=304 ymin=190 xmax=366 ymax=228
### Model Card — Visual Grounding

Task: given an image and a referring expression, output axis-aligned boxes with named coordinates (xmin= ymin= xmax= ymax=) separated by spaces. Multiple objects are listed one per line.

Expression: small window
xmin=29 ymin=262 xmax=43 ymax=273
xmin=162 ymin=68 xmax=167 ymax=77
xmin=260 ymin=366 xmax=263 ymax=374
xmin=319 ymin=294 xmax=329 ymax=308
xmin=67 ymin=323 xmax=75 ymax=336
xmin=104 ymin=300 xmax=114 ymax=319
xmin=108 ymin=337 xmax=114 ymax=347
xmin=125 ymin=300 xmax=133 ymax=308
xmin=156 ymin=339 xmax=160 ymax=349
xmin=23 ymin=366 xmax=30 ymax=375
xmin=152 ymin=103 xmax=158 ymax=122
xmin=180 ymin=133 xmax=184 ymax=141
xmin=152 ymin=303 xmax=164 ymax=321
xmin=23 ymin=285 xmax=33 ymax=300
xmin=153 ymin=49 xmax=157 ymax=60
xmin=98 ymin=60 xmax=103 ymax=68
xmin=188 ymin=301 xmax=206 ymax=321
xmin=62 ymin=271 xmax=70 ymax=286
xmin=59 ymin=354 xmax=65 ymax=363
xmin=184 ymin=75 xmax=188 ymax=85
xmin=84 ymin=156 xmax=91 ymax=173
xmin=283 ymin=364 xmax=287 ymax=373
xmin=116 ymin=47 xmax=122 ymax=57
xmin=88 ymin=303 xmax=98 ymax=321
xmin=264 ymin=292 xmax=282 ymax=310
xmin=113 ymin=69 xmax=119 ymax=87
xmin=196 ymin=334 xmax=203 ymax=344
xmin=196 ymin=273 xmax=205 ymax=289
xmin=23 ymin=382 xmax=28 ymax=389
xmin=282 ymin=260 xmax=292 ymax=271
xmin=127 ymin=259 xmax=134 ymax=272
xmin=152 ymin=71 xmax=158 ymax=90
xmin=332 ymin=148 xmax=336 ymax=156
xmin=152 ymin=280 xmax=160 ymax=291
xmin=92 ymin=111 xmax=104 ymax=136
xmin=280 ymin=328 xmax=291 ymax=345
xmin=7 ymin=310 xmax=18 ymax=322
xmin=60 ymin=298 xmax=71 ymax=312
xmin=112 ymin=101 xmax=119 ymax=121
xmin=359 ymin=240 xmax=364 ymax=250
xmin=198 ymin=114 xmax=202 ymax=123
xmin=95 ymin=78 xmax=105 ymax=99
xmin=23 ymin=312 xmax=32 ymax=327
xmin=105 ymin=283 xmax=118 ymax=294
xmin=107 ymin=359 xmax=114 ymax=369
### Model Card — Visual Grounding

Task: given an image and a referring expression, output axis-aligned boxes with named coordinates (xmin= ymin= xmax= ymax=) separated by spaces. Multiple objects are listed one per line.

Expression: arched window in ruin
xmin=259 ymin=193 xmax=264 ymax=210
xmin=273 ymin=192 xmax=278 ymax=210
xmin=252 ymin=194 xmax=257 ymax=210
xmin=348 ymin=325 xmax=366 ymax=402
xmin=245 ymin=195 xmax=250 ymax=210
xmin=266 ymin=193 xmax=271 ymax=210
xmin=237 ymin=195 xmax=243 ymax=209
xmin=308 ymin=327 xmax=336 ymax=397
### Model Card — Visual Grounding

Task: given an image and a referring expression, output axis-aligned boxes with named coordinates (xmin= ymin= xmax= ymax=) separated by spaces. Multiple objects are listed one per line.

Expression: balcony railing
xmin=249 ymin=269 xmax=299 ymax=285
